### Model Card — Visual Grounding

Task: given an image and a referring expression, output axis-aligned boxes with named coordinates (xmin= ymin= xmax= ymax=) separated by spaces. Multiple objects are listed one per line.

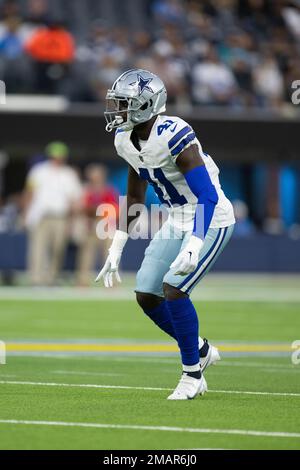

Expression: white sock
xmin=198 ymin=336 xmax=204 ymax=350
xmin=182 ymin=363 xmax=200 ymax=372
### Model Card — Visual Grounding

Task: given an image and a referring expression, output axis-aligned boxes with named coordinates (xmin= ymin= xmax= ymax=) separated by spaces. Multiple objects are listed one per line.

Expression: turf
xmin=0 ymin=291 xmax=300 ymax=450
xmin=0 ymin=299 xmax=298 ymax=341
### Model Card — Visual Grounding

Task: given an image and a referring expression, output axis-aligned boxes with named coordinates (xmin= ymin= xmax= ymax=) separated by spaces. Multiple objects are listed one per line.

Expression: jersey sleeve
xmin=164 ymin=117 xmax=197 ymax=163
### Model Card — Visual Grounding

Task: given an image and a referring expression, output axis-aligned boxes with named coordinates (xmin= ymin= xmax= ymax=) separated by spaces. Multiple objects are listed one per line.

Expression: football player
xmin=96 ymin=69 xmax=235 ymax=400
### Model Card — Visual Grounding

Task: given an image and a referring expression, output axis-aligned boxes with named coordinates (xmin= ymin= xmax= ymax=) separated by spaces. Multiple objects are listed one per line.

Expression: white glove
xmin=170 ymin=235 xmax=204 ymax=276
xmin=95 ymin=230 xmax=129 ymax=288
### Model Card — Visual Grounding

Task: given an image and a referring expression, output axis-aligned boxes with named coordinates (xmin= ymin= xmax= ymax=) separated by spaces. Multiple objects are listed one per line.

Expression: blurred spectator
xmin=0 ymin=194 xmax=20 ymax=233
xmin=24 ymin=142 xmax=82 ymax=286
xmin=151 ymin=0 xmax=185 ymax=25
xmin=0 ymin=0 xmax=40 ymax=43
xmin=232 ymin=199 xmax=255 ymax=237
xmin=25 ymin=19 xmax=75 ymax=94
xmin=25 ymin=0 xmax=49 ymax=26
xmin=0 ymin=194 xmax=21 ymax=285
xmin=0 ymin=0 xmax=299 ymax=108
xmin=76 ymin=164 xmax=119 ymax=287
xmin=191 ymin=46 xmax=237 ymax=106
xmin=131 ymin=31 xmax=153 ymax=60
xmin=220 ymin=31 xmax=258 ymax=105
xmin=284 ymin=57 xmax=300 ymax=103
xmin=92 ymin=54 xmax=124 ymax=102
xmin=283 ymin=1 xmax=300 ymax=40
xmin=0 ymin=16 xmax=23 ymax=58
xmin=0 ymin=0 xmax=20 ymax=25
xmin=0 ymin=16 xmax=34 ymax=92
xmin=253 ymin=51 xmax=284 ymax=108
xmin=76 ymin=20 xmax=111 ymax=64
xmin=263 ymin=164 xmax=284 ymax=234
xmin=136 ymin=44 xmax=189 ymax=106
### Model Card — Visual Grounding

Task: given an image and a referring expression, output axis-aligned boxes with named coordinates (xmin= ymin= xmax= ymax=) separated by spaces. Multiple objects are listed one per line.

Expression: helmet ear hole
xmin=140 ymin=102 xmax=149 ymax=111
xmin=140 ymin=99 xmax=153 ymax=111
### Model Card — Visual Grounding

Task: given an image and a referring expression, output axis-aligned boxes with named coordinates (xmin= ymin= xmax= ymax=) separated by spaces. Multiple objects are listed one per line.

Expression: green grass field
xmin=0 ymin=275 xmax=300 ymax=450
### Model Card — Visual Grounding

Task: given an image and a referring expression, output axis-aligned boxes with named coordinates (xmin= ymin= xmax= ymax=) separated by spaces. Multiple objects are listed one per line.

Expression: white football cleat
xmin=200 ymin=338 xmax=221 ymax=372
xmin=167 ymin=373 xmax=208 ymax=400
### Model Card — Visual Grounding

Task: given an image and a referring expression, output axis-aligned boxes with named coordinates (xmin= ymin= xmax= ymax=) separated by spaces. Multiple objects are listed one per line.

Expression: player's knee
xmin=163 ymin=283 xmax=188 ymax=301
xmin=136 ymin=292 xmax=164 ymax=312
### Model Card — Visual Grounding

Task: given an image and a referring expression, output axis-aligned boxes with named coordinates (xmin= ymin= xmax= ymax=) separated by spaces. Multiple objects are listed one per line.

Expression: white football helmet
xmin=104 ymin=69 xmax=167 ymax=132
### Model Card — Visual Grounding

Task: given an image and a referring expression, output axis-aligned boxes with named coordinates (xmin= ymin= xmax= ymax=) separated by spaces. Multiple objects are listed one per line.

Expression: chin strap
xmin=105 ymin=122 xmax=114 ymax=133
xmin=106 ymin=115 xmax=125 ymax=133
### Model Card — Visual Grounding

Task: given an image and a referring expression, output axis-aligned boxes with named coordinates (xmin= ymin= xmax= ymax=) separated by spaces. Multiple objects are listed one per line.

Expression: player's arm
xmin=96 ymin=165 xmax=147 ymax=287
xmin=176 ymin=144 xmax=218 ymax=239
xmin=170 ymin=144 xmax=219 ymax=276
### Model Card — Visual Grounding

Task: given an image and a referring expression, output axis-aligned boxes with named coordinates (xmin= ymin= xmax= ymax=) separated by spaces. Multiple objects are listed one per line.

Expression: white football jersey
xmin=115 ymin=115 xmax=235 ymax=232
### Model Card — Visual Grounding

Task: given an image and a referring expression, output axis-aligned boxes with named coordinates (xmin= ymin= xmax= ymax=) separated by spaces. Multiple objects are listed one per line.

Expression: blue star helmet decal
xmin=130 ymin=74 xmax=154 ymax=95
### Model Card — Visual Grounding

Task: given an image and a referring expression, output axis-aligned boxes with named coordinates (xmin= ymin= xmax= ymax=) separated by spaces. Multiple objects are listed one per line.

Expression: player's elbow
xmin=184 ymin=165 xmax=218 ymax=204
xmin=198 ymin=183 xmax=219 ymax=206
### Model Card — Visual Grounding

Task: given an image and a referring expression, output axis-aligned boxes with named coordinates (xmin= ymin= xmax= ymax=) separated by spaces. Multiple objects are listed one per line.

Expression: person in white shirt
xmin=252 ymin=52 xmax=284 ymax=107
xmin=191 ymin=47 xmax=237 ymax=106
xmin=25 ymin=142 xmax=82 ymax=285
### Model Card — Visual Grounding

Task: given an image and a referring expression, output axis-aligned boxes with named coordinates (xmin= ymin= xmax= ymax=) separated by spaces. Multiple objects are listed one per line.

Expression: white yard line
xmin=211 ymin=389 xmax=300 ymax=397
xmin=0 ymin=419 xmax=299 ymax=439
xmin=0 ymin=380 xmax=300 ymax=397
xmin=53 ymin=370 xmax=126 ymax=377
xmin=262 ymin=368 xmax=300 ymax=374
xmin=0 ymin=380 xmax=169 ymax=391
xmin=218 ymin=361 xmax=296 ymax=369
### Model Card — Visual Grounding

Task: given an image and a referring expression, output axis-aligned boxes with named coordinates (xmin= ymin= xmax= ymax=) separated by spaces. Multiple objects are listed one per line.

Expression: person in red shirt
xmin=76 ymin=164 xmax=119 ymax=286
